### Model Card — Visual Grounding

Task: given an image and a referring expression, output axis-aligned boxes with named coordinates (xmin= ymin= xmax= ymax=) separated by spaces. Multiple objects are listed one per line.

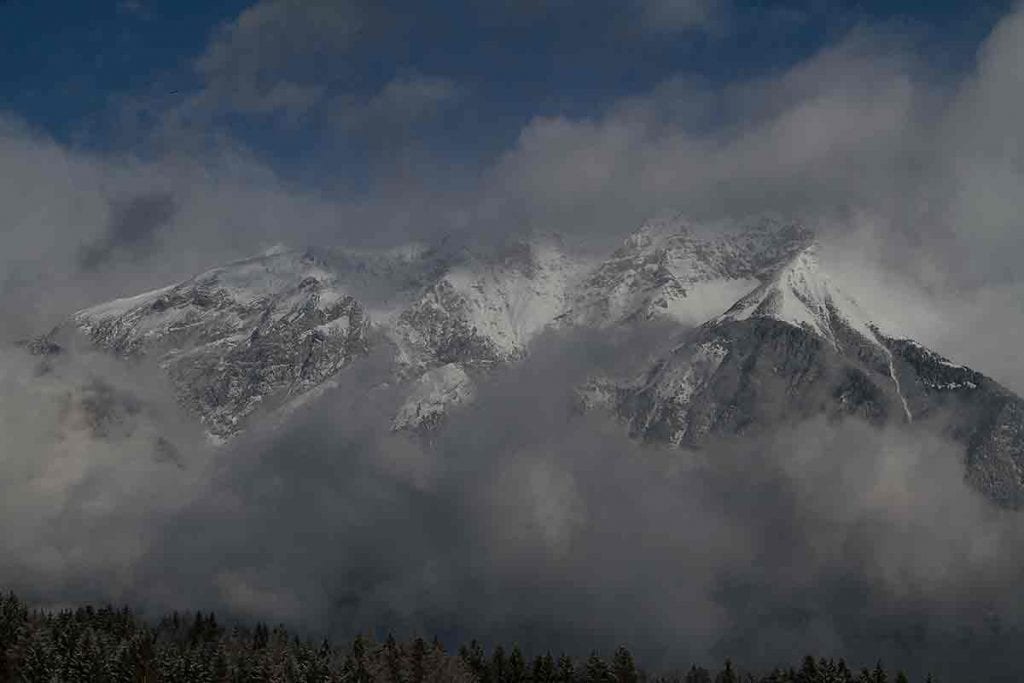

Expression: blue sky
xmin=0 ymin=0 xmax=1013 ymax=173
xmin=2 ymin=0 xmax=1024 ymax=338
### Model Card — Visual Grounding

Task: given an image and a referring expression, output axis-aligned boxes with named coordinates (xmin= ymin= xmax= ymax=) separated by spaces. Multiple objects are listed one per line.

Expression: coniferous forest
xmin=0 ymin=591 xmax=932 ymax=682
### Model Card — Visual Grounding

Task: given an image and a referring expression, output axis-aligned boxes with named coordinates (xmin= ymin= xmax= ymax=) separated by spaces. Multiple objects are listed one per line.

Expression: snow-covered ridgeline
xmin=65 ymin=218 xmax=921 ymax=437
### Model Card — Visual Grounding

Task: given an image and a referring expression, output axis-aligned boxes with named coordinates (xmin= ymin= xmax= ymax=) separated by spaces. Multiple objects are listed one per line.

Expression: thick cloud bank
xmin=2 ymin=1 xmax=1024 ymax=680
xmin=4 ymin=326 xmax=1024 ymax=679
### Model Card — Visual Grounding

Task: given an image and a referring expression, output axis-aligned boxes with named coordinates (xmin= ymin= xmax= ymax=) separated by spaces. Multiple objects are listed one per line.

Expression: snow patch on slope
xmin=445 ymin=243 xmax=577 ymax=356
xmin=562 ymin=216 xmax=813 ymax=327
xmin=718 ymin=244 xmax=881 ymax=347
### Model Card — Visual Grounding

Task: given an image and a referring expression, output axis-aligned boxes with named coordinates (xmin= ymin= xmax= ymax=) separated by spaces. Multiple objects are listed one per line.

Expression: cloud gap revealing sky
xmin=0 ymin=1 xmax=1012 ymax=164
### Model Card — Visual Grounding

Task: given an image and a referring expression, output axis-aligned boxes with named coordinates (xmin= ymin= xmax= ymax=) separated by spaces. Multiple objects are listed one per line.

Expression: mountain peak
xmin=622 ymin=212 xmax=696 ymax=250
xmin=715 ymin=242 xmax=881 ymax=347
xmin=43 ymin=218 xmax=1024 ymax=508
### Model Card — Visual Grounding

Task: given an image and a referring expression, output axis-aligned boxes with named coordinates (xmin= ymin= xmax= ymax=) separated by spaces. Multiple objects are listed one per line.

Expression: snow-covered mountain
xmin=602 ymin=241 xmax=1024 ymax=506
xmin=30 ymin=217 xmax=1024 ymax=506
xmin=48 ymin=236 xmax=583 ymax=438
xmin=559 ymin=216 xmax=813 ymax=327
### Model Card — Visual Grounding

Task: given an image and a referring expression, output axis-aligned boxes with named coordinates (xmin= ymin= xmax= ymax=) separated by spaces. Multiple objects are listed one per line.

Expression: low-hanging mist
xmin=4 ymin=324 xmax=1024 ymax=680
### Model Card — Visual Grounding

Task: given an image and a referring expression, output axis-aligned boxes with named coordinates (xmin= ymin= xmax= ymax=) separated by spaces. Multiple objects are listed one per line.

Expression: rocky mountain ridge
xmin=33 ymin=217 xmax=1024 ymax=506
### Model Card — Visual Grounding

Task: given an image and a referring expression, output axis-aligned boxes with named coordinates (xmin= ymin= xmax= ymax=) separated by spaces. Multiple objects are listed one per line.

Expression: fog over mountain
xmin=2 ymin=1 xmax=1024 ymax=680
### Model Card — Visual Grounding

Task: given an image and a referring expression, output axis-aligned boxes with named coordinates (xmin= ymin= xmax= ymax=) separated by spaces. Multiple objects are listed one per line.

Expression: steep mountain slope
xmin=559 ymin=215 xmax=813 ymax=327
xmin=390 ymin=238 xmax=579 ymax=371
xmin=882 ymin=336 xmax=1024 ymax=506
xmin=384 ymin=238 xmax=582 ymax=428
xmin=72 ymin=248 xmax=376 ymax=438
xmin=56 ymin=238 xmax=582 ymax=437
xmin=32 ymin=217 xmax=1024 ymax=506
xmin=604 ymin=243 xmax=1024 ymax=506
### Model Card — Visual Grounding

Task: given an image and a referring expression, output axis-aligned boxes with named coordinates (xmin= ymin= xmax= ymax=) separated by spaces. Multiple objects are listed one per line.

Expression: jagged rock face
xmin=72 ymin=250 xmax=372 ymax=438
xmin=42 ymin=218 xmax=1024 ymax=507
xmin=161 ymin=288 xmax=368 ymax=438
xmin=391 ymin=239 xmax=579 ymax=373
xmin=618 ymin=318 xmax=899 ymax=448
xmin=611 ymin=243 xmax=905 ymax=446
xmin=605 ymin=243 xmax=1024 ymax=507
xmin=615 ymin=313 xmax=1024 ymax=506
xmin=561 ymin=216 xmax=813 ymax=327
xmin=966 ymin=397 xmax=1024 ymax=507
xmin=65 ymin=239 xmax=578 ymax=436
xmin=395 ymin=279 xmax=509 ymax=369
xmin=880 ymin=337 xmax=1024 ymax=506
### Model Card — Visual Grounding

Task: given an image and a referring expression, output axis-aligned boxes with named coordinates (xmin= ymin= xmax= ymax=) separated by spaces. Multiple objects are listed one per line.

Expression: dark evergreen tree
xmin=796 ymin=655 xmax=819 ymax=683
xmin=0 ymin=588 xmax=943 ymax=683
xmin=492 ymin=644 xmax=508 ymax=682
xmin=66 ymin=627 xmax=105 ymax=681
xmin=532 ymin=652 xmax=557 ymax=682
xmin=760 ymin=667 xmax=790 ymax=683
xmin=584 ymin=651 xmax=611 ymax=682
xmin=385 ymin=633 xmax=406 ymax=682
xmin=716 ymin=659 xmax=738 ymax=683
xmin=685 ymin=664 xmax=713 ymax=683
xmin=343 ymin=633 xmax=372 ymax=681
xmin=411 ymin=636 xmax=428 ymax=683
xmin=611 ymin=645 xmax=639 ymax=683
xmin=0 ymin=592 xmax=29 ymax=679
xmin=253 ymin=621 xmax=269 ymax=650
xmin=556 ymin=653 xmax=576 ymax=682
xmin=508 ymin=644 xmax=527 ymax=682
xmin=460 ymin=638 xmax=488 ymax=682
xmin=12 ymin=625 xmax=55 ymax=682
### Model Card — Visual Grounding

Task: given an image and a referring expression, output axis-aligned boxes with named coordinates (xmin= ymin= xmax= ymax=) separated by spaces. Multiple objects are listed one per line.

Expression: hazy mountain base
xmin=48 ymin=221 xmax=1024 ymax=508
xmin=0 ymin=591 xmax=922 ymax=682
xmin=4 ymin=327 xmax=1024 ymax=680
xmin=610 ymin=316 xmax=1024 ymax=506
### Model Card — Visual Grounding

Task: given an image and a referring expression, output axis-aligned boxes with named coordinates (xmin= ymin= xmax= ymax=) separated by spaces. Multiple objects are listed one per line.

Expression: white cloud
xmin=936 ymin=7 xmax=1024 ymax=284
xmin=476 ymin=32 xmax=921 ymax=245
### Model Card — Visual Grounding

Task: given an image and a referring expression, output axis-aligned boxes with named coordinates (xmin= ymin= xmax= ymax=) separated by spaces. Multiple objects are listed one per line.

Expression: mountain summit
xmin=34 ymin=218 xmax=1024 ymax=507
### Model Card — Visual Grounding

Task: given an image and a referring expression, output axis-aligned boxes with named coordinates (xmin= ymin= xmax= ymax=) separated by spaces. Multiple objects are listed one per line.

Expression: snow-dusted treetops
xmin=31 ymin=216 xmax=1024 ymax=507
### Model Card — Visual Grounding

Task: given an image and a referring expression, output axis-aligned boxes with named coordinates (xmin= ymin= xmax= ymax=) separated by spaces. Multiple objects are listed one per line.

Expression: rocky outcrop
xmin=40 ymin=218 xmax=1024 ymax=507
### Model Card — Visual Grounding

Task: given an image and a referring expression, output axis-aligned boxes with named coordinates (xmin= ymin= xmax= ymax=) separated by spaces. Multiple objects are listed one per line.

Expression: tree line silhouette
xmin=0 ymin=591 xmax=929 ymax=681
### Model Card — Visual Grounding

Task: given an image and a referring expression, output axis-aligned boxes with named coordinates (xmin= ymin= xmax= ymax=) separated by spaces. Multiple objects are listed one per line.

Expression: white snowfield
xmin=71 ymin=217 xmax=908 ymax=436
